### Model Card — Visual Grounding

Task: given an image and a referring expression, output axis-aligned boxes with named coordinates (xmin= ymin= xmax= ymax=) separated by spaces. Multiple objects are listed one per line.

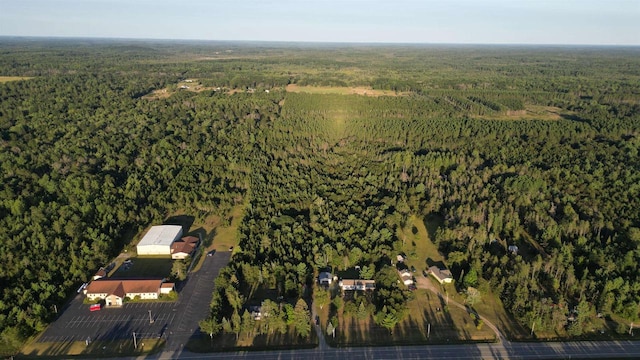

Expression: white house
xmin=429 ymin=266 xmax=453 ymax=284
xmin=339 ymin=279 xmax=376 ymax=291
xmin=399 ymin=269 xmax=413 ymax=285
xmin=137 ymin=225 xmax=183 ymax=256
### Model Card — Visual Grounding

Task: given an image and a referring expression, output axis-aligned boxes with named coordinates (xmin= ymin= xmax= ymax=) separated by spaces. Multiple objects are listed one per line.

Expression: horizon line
xmin=1 ymin=35 xmax=639 ymax=48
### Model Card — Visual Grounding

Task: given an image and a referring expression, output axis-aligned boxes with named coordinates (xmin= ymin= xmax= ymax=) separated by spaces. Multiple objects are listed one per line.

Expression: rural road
xmin=131 ymin=339 xmax=640 ymax=359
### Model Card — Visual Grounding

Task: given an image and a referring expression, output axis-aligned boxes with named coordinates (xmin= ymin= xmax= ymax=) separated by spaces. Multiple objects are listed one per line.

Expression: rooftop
xmin=138 ymin=225 xmax=183 ymax=247
xmin=85 ymin=279 xmax=164 ymax=296
xmin=171 ymin=235 xmax=199 ymax=255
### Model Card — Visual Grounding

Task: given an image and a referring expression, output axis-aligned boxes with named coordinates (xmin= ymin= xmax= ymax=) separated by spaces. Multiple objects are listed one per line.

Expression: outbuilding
xmin=136 ymin=225 xmax=183 ymax=256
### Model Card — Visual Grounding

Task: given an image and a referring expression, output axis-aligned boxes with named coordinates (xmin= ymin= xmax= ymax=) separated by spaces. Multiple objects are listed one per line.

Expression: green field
xmin=0 ymin=76 xmax=33 ymax=83
xmin=110 ymin=257 xmax=172 ymax=279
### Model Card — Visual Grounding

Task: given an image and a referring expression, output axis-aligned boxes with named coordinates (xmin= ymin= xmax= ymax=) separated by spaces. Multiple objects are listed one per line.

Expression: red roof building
xmin=84 ymin=279 xmax=168 ymax=306
xmin=170 ymin=235 xmax=200 ymax=260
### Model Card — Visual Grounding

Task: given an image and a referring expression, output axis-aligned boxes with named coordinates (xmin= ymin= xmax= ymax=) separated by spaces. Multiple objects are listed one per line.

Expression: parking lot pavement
xmin=39 ymin=251 xmax=231 ymax=346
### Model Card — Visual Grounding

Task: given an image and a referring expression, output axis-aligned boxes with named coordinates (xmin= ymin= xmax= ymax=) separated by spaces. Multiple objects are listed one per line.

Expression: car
xmin=77 ymin=282 xmax=88 ymax=293
xmin=207 ymin=250 xmax=216 ymax=257
xmin=422 ymin=270 xmax=428 ymax=277
xmin=408 ymin=284 xmax=417 ymax=291
xmin=90 ymin=303 xmax=101 ymax=311
xmin=315 ymin=315 xmax=320 ymax=326
xmin=410 ymin=265 xmax=416 ymax=273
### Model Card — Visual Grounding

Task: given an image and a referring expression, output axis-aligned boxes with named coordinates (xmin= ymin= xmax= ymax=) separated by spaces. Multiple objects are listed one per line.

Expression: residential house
xmin=318 ymin=271 xmax=333 ymax=285
xmin=399 ymin=269 xmax=414 ymax=285
xmin=339 ymin=279 xmax=376 ymax=291
xmin=171 ymin=235 xmax=200 ymax=260
xmin=428 ymin=266 xmax=453 ymax=284
xmin=249 ymin=305 xmax=263 ymax=320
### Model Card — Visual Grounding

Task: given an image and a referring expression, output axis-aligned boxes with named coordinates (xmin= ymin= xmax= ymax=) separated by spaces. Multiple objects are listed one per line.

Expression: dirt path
xmin=414 ymin=275 xmax=506 ymax=343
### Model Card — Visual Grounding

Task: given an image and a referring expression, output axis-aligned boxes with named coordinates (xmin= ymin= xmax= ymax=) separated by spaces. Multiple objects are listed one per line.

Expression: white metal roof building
xmin=136 ymin=225 xmax=183 ymax=256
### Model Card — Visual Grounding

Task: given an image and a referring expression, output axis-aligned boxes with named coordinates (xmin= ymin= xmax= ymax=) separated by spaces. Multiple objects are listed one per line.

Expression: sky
xmin=0 ymin=0 xmax=638 ymax=45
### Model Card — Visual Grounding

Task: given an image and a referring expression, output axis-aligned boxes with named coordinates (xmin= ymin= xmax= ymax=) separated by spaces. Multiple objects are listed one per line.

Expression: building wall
xmin=171 ymin=252 xmax=190 ymax=260
xmin=106 ymin=294 xmax=123 ymax=306
xmin=137 ymin=244 xmax=171 ymax=256
xmin=127 ymin=292 xmax=159 ymax=300
xmin=87 ymin=293 xmax=107 ymax=301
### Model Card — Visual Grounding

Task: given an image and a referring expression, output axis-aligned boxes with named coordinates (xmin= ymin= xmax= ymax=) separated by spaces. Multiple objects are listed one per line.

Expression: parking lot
xmin=39 ymin=251 xmax=231 ymax=347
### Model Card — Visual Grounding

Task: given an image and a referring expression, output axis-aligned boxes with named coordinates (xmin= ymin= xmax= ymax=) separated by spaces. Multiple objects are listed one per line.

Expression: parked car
xmin=410 ymin=265 xmax=416 ymax=273
xmin=89 ymin=303 xmax=101 ymax=311
xmin=315 ymin=315 xmax=320 ymax=326
xmin=77 ymin=282 xmax=88 ymax=293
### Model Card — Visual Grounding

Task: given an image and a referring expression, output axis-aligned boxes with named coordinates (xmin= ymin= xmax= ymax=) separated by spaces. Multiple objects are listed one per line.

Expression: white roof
xmin=138 ymin=225 xmax=182 ymax=247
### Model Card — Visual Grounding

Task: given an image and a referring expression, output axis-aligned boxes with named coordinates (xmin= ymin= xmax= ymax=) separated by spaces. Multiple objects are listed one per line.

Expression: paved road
xmin=130 ymin=338 xmax=640 ymax=359
xmin=161 ymin=251 xmax=231 ymax=359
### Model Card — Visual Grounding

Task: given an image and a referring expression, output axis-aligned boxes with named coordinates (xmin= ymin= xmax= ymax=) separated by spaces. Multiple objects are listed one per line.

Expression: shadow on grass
xmin=164 ymin=215 xmax=195 ymax=235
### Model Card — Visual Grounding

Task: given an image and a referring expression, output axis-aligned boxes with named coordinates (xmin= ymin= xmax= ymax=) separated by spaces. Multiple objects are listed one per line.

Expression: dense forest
xmin=0 ymin=39 xmax=639 ymax=351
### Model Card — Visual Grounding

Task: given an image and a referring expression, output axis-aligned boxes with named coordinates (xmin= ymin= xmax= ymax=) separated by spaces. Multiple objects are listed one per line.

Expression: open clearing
xmin=474 ymin=105 xmax=571 ymax=121
xmin=142 ymin=79 xmax=225 ymax=100
xmin=286 ymin=84 xmax=407 ymax=97
xmin=0 ymin=76 xmax=33 ymax=83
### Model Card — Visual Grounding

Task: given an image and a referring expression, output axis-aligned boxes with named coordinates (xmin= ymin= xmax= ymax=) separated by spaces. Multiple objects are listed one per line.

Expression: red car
xmin=90 ymin=304 xmax=101 ymax=311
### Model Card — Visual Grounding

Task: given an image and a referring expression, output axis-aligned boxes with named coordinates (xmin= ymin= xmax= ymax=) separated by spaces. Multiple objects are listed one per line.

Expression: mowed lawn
xmin=397 ymin=214 xmax=527 ymax=339
xmin=110 ymin=257 xmax=172 ymax=279
xmin=321 ymin=289 xmax=495 ymax=347
xmin=21 ymin=337 xmax=164 ymax=358
xmin=398 ymin=214 xmax=445 ymax=273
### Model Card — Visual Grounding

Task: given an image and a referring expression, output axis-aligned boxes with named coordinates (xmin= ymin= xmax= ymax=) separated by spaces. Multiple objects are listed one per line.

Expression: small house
xmin=429 ymin=266 xmax=453 ymax=284
xmin=339 ymin=279 xmax=376 ymax=291
xmin=399 ymin=269 xmax=414 ymax=285
xmin=318 ymin=271 xmax=333 ymax=285
xmin=93 ymin=268 xmax=107 ymax=281
xmin=171 ymin=235 xmax=200 ymax=260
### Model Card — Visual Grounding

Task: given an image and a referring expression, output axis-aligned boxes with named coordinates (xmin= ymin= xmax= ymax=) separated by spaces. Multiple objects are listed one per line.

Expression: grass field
xmin=208 ymin=205 xmax=243 ymax=252
xmin=188 ymin=328 xmax=316 ymax=352
xmin=397 ymin=214 xmax=528 ymax=340
xmin=110 ymin=257 xmax=172 ymax=279
xmin=286 ymin=84 xmax=407 ymax=97
xmin=0 ymin=76 xmax=33 ymax=83
xmin=474 ymin=105 xmax=571 ymax=121
xmin=398 ymin=214 xmax=445 ymax=273
xmin=20 ymin=337 xmax=163 ymax=358
xmin=319 ymin=289 xmax=495 ymax=347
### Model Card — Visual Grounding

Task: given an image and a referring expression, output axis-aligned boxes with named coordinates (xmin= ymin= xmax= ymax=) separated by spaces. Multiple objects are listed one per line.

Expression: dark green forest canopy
xmin=0 ymin=39 xmax=639 ymax=350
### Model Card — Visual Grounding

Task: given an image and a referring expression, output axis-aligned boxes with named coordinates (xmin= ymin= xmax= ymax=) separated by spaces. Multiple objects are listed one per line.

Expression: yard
xmin=20 ymin=337 xmax=164 ymax=358
xmin=397 ymin=214 xmax=527 ymax=340
xmin=317 ymin=288 xmax=496 ymax=347
xmin=110 ymin=257 xmax=172 ymax=279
